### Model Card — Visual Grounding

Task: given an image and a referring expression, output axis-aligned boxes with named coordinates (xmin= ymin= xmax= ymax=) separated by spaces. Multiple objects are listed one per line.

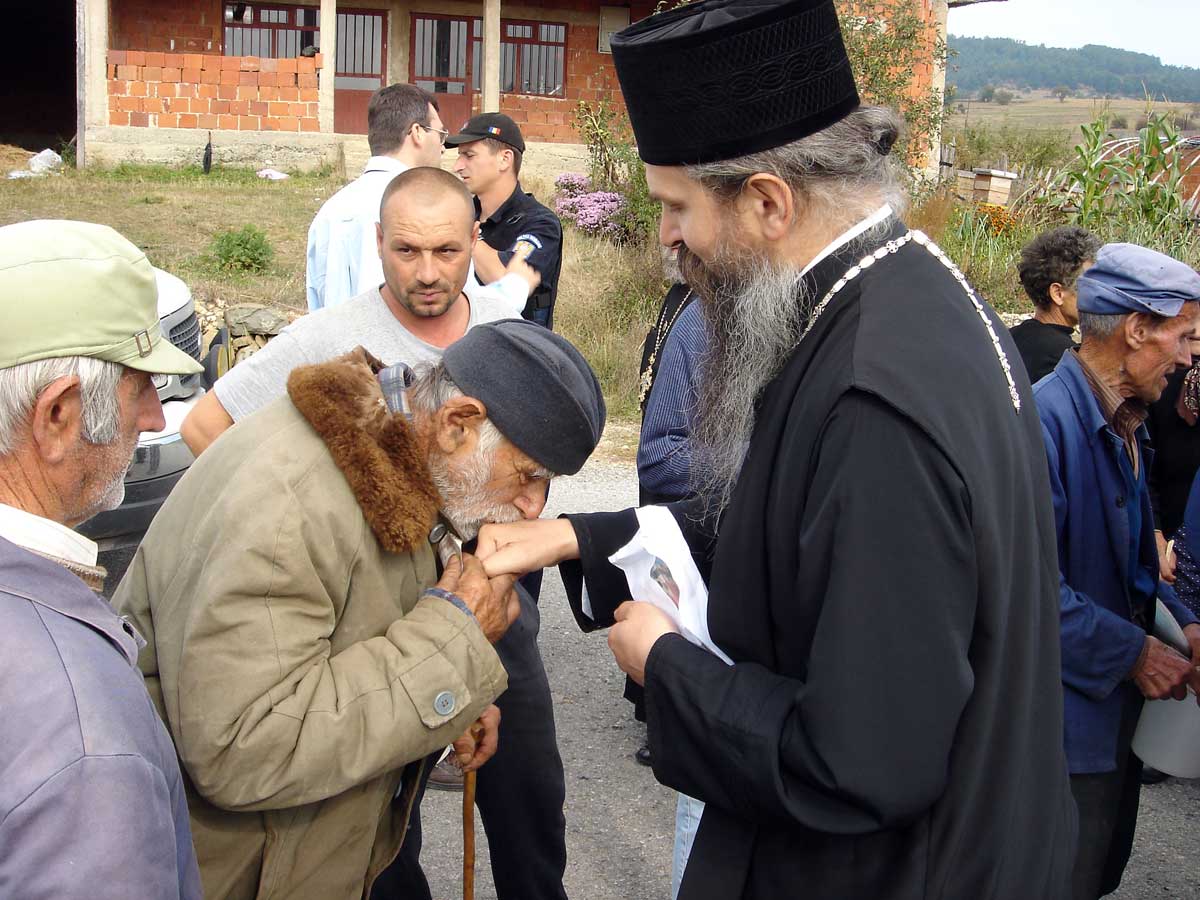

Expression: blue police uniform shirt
xmin=475 ymin=184 xmax=563 ymax=326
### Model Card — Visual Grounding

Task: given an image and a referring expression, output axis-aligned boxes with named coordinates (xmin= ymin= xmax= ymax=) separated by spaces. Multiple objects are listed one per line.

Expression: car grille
xmin=169 ymin=312 xmax=202 ymax=361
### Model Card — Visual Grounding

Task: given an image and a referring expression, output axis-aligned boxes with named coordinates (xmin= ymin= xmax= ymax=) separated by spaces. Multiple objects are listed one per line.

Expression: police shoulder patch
xmin=512 ymin=234 xmax=544 ymax=251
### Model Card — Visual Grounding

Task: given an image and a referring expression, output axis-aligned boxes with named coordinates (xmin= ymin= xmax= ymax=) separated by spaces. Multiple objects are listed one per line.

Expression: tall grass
xmin=555 ymin=226 xmax=665 ymax=420
xmin=931 ymin=201 xmax=1047 ymax=312
xmin=943 ymin=122 xmax=1076 ymax=172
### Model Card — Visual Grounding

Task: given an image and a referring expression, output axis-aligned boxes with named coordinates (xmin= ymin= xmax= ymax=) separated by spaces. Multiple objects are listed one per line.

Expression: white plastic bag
xmin=28 ymin=149 xmax=63 ymax=174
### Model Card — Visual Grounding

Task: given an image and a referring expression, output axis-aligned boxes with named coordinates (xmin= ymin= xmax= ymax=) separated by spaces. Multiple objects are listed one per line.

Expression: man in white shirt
xmin=0 ymin=220 xmax=204 ymax=898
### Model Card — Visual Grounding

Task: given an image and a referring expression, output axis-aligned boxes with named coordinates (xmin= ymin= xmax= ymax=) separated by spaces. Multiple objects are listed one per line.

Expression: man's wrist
xmin=1130 ymin=635 xmax=1151 ymax=680
xmin=423 ymin=587 xmax=476 ymax=621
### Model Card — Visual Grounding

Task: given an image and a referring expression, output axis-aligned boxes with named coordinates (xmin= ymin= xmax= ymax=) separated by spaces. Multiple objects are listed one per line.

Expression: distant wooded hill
xmin=947 ymin=36 xmax=1200 ymax=102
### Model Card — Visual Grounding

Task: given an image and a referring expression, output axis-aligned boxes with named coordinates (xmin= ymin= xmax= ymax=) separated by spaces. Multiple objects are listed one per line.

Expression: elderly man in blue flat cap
xmin=1035 ymin=242 xmax=1200 ymax=900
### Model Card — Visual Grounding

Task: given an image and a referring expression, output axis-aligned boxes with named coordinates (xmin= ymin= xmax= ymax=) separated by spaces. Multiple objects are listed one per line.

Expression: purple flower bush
xmin=557 ymin=190 xmax=628 ymax=240
xmin=555 ymin=173 xmax=631 ymax=241
xmin=554 ymin=172 xmax=593 ymax=198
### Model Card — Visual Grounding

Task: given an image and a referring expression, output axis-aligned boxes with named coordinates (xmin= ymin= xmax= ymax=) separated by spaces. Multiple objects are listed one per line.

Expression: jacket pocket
xmin=399 ymin=651 xmax=473 ymax=729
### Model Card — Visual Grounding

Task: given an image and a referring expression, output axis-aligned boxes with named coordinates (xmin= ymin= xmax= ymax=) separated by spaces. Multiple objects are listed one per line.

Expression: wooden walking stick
xmin=463 ymin=768 xmax=477 ymax=900
xmin=462 ymin=716 xmax=485 ymax=900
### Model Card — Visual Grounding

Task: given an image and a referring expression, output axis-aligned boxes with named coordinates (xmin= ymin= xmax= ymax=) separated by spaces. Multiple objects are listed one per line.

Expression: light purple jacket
xmin=0 ymin=537 xmax=201 ymax=898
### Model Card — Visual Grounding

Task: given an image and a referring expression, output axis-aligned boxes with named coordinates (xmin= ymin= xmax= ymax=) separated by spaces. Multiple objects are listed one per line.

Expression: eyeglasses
xmin=418 ymin=124 xmax=450 ymax=146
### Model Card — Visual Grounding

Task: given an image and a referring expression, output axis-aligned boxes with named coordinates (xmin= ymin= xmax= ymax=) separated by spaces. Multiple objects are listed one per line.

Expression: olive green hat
xmin=0 ymin=220 xmax=202 ymax=375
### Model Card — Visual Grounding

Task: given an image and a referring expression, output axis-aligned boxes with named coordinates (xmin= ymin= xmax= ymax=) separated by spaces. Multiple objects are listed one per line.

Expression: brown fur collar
xmin=286 ymin=347 xmax=440 ymax=554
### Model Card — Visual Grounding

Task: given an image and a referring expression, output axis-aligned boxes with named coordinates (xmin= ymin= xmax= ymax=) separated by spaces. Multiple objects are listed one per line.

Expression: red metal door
xmin=410 ymin=14 xmax=476 ymax=133
xmin=334 ymin=10 xmax=387 ymax=134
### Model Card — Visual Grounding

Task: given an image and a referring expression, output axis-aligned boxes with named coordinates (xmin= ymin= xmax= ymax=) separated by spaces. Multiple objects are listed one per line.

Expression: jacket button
xmin=1116 ymin=495 xmax=1126 ymax=508
xmin=433 ymin=691 xmax=456 ymax=716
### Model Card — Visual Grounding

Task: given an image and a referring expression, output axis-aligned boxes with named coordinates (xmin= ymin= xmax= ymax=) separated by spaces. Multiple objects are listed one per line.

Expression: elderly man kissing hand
xmin=114 ymin=320 xmax=604 ymax=900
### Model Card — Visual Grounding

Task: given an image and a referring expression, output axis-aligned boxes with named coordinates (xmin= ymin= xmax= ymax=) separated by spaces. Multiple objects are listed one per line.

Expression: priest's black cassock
xmin=560 ymin=216 xmax=1077 ymax=899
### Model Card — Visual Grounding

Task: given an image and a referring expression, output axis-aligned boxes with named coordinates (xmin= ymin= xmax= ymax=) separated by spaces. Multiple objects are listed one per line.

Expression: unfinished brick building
xmin=75 ymin=0 xmax=661 ymax=168
xmin=64 ymin=0 xmax=965 ymax=170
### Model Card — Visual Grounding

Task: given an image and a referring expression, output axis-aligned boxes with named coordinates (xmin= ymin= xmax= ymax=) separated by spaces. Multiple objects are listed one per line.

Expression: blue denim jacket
xmin=1035 ymin=352 xmax=1198 ymax=774
xmin=0 ymin=538 xmax=201 ymax=898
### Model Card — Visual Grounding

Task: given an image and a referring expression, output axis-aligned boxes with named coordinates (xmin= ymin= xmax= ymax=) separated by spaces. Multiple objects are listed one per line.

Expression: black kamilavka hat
xmin=610 ymin=0 xmax=860 ymax=166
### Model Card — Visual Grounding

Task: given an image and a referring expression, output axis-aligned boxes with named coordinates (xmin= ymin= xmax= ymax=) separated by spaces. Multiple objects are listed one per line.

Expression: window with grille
xmin=470 ymin=20 xmax=566 ymax=98
xmin=223 ymin=3 xmax=319 ymax=58
xmin=412 ymin=15 xmax=567 ymax=99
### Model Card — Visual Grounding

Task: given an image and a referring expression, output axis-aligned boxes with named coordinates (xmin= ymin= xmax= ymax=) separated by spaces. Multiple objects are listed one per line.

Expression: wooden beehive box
xmin=955 ymin=169 xmax=976 ymax=200
xmin=972 ymin=169 xmax=1019 ymax=206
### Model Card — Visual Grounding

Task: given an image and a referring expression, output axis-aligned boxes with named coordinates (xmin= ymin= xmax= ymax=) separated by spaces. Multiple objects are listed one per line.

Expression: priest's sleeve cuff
xmin=559 ymin=509 xmax=639 ymax=631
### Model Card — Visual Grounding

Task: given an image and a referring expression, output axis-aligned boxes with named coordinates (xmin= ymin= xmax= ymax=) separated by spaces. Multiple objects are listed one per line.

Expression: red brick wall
xmin=107 ymin=51 xmax=324 ymax=133
xmin=493 ymin=0 xmax=658 ymax=144
xmin=111 ymin=0 xmax=224 ymax=55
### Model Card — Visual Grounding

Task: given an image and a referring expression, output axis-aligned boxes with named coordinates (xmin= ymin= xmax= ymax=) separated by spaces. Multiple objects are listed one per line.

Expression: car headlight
xmin=152 ymin=373 xmax=170 ymax=391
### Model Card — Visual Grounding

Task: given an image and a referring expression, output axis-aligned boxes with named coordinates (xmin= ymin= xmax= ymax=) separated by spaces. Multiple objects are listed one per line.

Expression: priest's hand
xmin=451 ymin=704 xmax=501 ymax=772
xmin=1132 ymin=636 xmax=1193 ymax=701
xmin=477 ymin=518 xmax=580 ymax=577
xmin=608 ymin=601 xmax=680 ymax=687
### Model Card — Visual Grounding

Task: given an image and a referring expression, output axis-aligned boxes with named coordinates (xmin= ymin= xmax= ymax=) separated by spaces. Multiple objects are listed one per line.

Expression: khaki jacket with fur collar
xmin=114 ymin=350 xmax=507 ymax=900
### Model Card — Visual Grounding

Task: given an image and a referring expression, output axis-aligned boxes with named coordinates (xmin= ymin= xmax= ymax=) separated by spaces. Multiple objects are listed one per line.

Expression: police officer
xmin=449 ymin=113 xmax=563 ymax=329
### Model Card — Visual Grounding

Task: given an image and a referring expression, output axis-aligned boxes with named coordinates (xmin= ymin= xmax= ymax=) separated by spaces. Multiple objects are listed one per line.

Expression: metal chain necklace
xmin=639 ymin=290 xmax=694 ymax=408
xmin=798 ymin=230 xmax=1022 ymax=413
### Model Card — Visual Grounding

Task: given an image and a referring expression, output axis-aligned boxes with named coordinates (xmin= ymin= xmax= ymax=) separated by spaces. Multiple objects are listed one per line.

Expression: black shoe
xmin=1140 ymin=766 xmax=1170 ymax=785
xmin=427 ymin=757 xmax=465 ymax=792
xmin=634 ymin=744 xmax=652 ymax=767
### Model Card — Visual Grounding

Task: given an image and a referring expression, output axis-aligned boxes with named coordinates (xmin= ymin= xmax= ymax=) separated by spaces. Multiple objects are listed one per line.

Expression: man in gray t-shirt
xmin=181 ymin=167 xmax=517 ymax=454
xmin=215 ymin=285 xmax=513 ymax=422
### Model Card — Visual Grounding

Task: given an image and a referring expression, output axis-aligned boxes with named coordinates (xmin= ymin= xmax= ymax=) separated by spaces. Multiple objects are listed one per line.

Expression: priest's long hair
xmin=679 ymin=105 xmax=905 ymax=520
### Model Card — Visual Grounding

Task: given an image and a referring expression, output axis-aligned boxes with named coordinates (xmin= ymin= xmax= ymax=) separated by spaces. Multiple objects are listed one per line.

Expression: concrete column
xmin=76 ymin=0 xmax=109 ymax=168
xmin=319 ymin=0 xmax=337 ymax=132
xmin=926 ymin=0 xmax=951 ymax=179
xmin=481 ymin=0 xmax=500 ymax=113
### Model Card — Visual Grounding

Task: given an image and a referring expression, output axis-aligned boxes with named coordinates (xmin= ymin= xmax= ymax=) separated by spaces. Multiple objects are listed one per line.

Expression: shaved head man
xmin=182 ymin=167 xmax=515 ymax=456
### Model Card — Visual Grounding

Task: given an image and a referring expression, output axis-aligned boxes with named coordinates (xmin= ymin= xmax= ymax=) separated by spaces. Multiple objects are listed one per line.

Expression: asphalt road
xmin=103 ymin=455 xmax=1200 ymax=900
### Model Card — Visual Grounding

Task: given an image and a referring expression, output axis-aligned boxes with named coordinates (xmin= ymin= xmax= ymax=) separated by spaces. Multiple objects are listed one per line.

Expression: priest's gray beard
xmin=678 ymin=235 xmax=812 ymax=518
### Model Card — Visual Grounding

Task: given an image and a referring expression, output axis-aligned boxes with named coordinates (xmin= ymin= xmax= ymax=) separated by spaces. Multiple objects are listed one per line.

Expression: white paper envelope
xmin=608 ymin=505 xmax=733 ymax=665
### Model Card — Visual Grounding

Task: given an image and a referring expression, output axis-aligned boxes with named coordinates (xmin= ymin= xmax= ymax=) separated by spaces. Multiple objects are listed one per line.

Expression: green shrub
xmin=943 ymin=123 xmax=1075 ymax=172
xmin=933 ymin=203 xmax=1045 ymax=313
xmin=208 ymin=224 xmax=274 ymax=274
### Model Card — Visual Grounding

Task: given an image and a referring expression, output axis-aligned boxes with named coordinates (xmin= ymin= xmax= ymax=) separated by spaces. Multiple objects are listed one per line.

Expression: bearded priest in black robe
xmin=477 ymin=0 xmax=1077 ymax=896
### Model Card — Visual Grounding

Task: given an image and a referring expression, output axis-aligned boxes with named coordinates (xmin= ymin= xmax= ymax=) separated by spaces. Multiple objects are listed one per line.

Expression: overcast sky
xmin=948 ymin=0 xmax=1198 ymax=70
